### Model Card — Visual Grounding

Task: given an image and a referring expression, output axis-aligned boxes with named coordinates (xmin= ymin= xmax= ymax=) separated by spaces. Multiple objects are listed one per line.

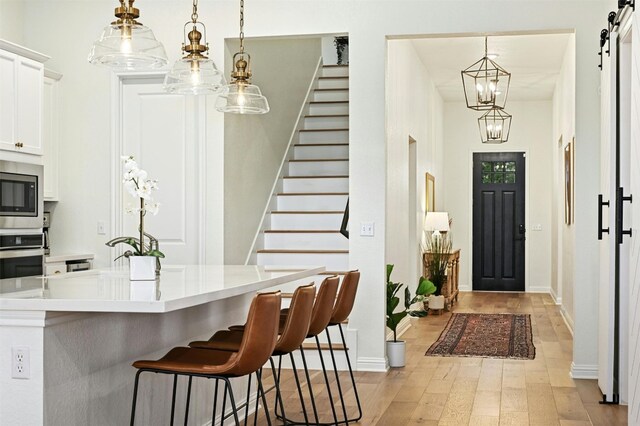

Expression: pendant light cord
xmin=191 ymin=0 xmax=198 ymax=23
xmin=484 ymin=36 xmax=488 ymax=57
xmin=239 ymin=0 xmax=245 ymax=54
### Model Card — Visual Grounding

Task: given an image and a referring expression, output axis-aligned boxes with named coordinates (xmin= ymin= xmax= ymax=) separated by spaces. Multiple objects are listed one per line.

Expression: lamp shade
xmin=215 ymin=83 xmax=270 ymax=114
xmin=424 ymin=212 xmax=450 ymax=232
xmin=88 ymin=22 xmax=168 ymax=71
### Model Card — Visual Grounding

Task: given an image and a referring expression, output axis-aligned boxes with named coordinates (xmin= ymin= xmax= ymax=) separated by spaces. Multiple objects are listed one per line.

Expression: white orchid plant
xmin=112 ymin=156 xmax=165 ymax=260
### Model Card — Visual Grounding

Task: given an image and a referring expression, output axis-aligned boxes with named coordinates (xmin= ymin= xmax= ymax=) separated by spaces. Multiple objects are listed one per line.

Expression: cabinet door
xmin=43 ymin=75 xmax=60 ymax=200
xmin=16 ymin=57 xmax=43 ymax=155
xmin=0 ymin=50 xmax=17 ymax=150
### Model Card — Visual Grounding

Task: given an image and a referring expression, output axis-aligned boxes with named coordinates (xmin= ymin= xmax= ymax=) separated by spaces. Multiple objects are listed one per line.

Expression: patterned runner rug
xmin=426 ymin=313 xmax=535 ymax=360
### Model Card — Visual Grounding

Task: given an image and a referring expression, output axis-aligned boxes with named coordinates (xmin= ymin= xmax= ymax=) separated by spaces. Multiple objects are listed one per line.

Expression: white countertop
xmin=45 ymin=253 xmax=95 ymax=263
xmin=0 ymin=265 xmax=324 ymax=313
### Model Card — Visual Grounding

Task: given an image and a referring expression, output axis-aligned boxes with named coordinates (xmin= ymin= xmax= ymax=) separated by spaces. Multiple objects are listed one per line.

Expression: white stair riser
xmin=294 ymin=144 xmax=349 ymax=159
xmin=303 ymin=115 xmax=349 ymax=129
xmin=289 ymin=161 xmax=349 ymax=176
xmin=313 ymin=90 xmax=349 ymax=102
xmin=270 ymin=213 xmax=343 ymax=230
xmin=257 ymin=252 xmax=349 ymax=270
xmin=309 ymin=103 xmax=349 ymax=116
xmin=318 ymin=78 xmax=349 ymax=89
xmin=299 ymin=130 xmax=348 ymax=144
xmin=321 ymin=66 xmax=349 ymax=78
xmin=264 ymin=233 xmax=349 ymax=250
xmin=277 ymin=194 xmax=348 ymax=211
xmin=283 ymin=177 xmax=349 ymax=193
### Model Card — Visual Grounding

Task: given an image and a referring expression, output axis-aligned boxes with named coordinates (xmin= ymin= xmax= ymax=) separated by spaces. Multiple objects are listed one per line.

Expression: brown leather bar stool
xmin=324 ymin=270 xmax=361 ymax=425
xmin=190 ymin=283 xmax=316 ymax=426
xmin=274 ymin=276 xmax=341 ymax=425
xmin=129 ymin=291 xmax=281 ymax=426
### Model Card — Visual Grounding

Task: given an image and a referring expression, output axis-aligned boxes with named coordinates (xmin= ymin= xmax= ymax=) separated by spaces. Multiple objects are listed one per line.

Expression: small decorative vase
xmin=386 ymin=340 xmax=406 ymax=368
xmin=129 ymin=256 xmax=157 ymax=281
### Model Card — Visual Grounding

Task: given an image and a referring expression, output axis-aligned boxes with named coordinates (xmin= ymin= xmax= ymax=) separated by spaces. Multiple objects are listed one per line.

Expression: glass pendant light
xmin=478 ymin=107 xmax=512 ymax=144
xmin=164 ymin=0 xmax=226 ymax=95
xmin=215 ymin=0 xmax=269 ymax=114
xmin=461 ymin=37 xmax=511 ymax=111
xmin=88 ymin=0 xmax=167 ymax=71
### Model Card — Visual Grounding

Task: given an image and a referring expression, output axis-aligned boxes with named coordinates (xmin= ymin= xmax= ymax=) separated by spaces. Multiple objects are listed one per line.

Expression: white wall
xmin=552 ymin=35 xmax=576 ymax=331
xmin=443 ymin=101 xmax=553 ymax=292
xmin=386 ymin=39 xmax=444 ymax=296
xmin=0 ymin=1 xmax=24 ymax=45
xmin=18 ymin=0 xmax=610 ymax=372
xmin=223 ymin=37 xmax=322 ymax=264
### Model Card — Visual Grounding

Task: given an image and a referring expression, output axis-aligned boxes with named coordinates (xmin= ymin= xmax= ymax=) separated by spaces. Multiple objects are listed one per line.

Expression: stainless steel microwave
xmin=0 ymin=161 xmax=43 ymax=229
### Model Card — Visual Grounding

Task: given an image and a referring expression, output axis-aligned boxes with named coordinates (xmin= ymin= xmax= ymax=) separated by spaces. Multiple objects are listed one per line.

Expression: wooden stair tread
xmin=271 ymin=210 xmax=344 ymax=214
xmin=289 ymin=158 xmax=348 ymax=162
xmin=299 ymin=128 xmax=348 ymax=132
xmin=264 ymin=230 xmax=341 ymax=233
xmin=309 ymin=100 xmax=349 ymax=104
xmin=283 ymin=175 xmax=348 ymax=179
xmin=302 ymin=343 xmax=348 ymax=351
xmin=322 ymin=64 xmax=349 ymax=68
xmin=304 ymin=114 xmax=349 ymax=118
xmin=293 ymin=143 xmax=348 ymax=147
xmin=318 ymin=76 xmax=349 ymax=79
xmin=314 ymin=88 xmax=348 ymax=92
xmin=276 ymin=192 xmax=348 ymax=196
xmin=257 ymin=249 xmax=349 ymax=254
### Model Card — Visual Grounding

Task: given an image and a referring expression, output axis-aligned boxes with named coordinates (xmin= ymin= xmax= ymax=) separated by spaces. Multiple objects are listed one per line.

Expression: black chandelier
xmin=461 ymin=37 xmax=511 ymax=111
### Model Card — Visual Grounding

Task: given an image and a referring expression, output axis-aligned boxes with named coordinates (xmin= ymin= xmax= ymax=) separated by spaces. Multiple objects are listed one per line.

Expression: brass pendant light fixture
xmin=164 ymin=0 xmax=226 ymax=95
xmin=88 ymin=0 xmax=167 ymax=71
xmin=215 ymin=0 xmax=270 ymax=114
xmin=461 ymin=37 xmax=511 ymax=111
xmin=478 ymin=107 xmax=512 ymax=144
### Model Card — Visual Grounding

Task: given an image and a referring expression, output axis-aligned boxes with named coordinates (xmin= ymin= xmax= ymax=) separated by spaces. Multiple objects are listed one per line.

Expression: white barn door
xmin=111 ymin=74 xmax=206 ymax=265
xmin=628 ymin=11 xmax=640 ymax=423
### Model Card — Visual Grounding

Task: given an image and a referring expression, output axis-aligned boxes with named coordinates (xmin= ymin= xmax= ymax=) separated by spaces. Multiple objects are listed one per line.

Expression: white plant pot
xmin=429 ymin=295 xmax=445 ymax=310
xmin=386 ymin=340 xmax=406 ymax=368
xmin=129 ymin=256 xmax=157 ymax=281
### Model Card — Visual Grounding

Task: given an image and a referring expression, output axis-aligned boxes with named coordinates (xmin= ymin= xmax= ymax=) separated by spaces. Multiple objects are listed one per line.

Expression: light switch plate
xmin=532 ymin=224 xmax=542 ymax=231
xmin=360 ymin=221 xmax=375 ymax=237
xmin=97 ymin=221 xmax=106 ymax=235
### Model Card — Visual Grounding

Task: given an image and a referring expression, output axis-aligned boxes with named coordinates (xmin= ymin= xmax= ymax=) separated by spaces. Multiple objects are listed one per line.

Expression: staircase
xmin=255 ymin=64 xmax=353 ymax=369
xmin=257 ymin=64 xmax=350 ymax=281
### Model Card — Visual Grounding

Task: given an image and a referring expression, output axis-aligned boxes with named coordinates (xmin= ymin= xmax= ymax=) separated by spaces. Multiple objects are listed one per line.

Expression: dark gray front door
xmin=472 ymin=152 xmax=526 ymax=291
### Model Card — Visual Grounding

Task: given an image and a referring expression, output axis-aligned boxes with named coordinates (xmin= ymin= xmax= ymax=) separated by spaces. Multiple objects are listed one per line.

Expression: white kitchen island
xmin=0 ymin=265 xmax=324 ymax=426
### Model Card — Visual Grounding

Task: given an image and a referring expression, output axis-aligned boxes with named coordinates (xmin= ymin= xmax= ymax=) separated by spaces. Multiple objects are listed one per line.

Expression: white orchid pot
xmin=129 ymin=256 xmax=157 ymax=281
xmin=429 ymin=295 xmax=445 ymax=310
xmin=386 ymin=340 xmax=406 ymax=368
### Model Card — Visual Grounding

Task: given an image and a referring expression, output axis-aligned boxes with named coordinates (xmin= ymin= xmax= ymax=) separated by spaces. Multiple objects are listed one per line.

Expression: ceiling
xmin=410 ymin=33 xmax=572 ymax=102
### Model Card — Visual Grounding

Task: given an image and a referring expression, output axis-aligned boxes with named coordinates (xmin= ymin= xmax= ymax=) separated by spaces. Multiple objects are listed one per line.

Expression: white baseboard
xmin=459 ymin=285 xmax=472 ymax=292
xmin=356 ymin=356 xmax=389 ymax=372
xmin=560 ymin=305 xmax=574 ymax=336
xmin=527 ymin=286 xmax=551 ymax=293
xmin=549 ymin=287 xmax=562 ymax=305
xmin=570 ymin=362 xmax=598 ymax=379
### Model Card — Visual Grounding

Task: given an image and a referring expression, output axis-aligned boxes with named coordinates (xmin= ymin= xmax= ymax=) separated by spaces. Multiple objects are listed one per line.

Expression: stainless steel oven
xmin=0 ymin=233 xmax=44 ymax=279
xmin=0 ymin=161 xmax=43 ymax=229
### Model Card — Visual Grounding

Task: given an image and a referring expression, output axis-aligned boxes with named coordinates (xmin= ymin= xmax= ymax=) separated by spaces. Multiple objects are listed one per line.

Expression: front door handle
xmin=515 ymin=224 xmax=526 ymax=241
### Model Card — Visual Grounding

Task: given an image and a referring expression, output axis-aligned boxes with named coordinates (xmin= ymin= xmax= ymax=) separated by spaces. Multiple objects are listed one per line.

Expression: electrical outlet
xmin=12 ymin=346 xmax=30 ymax=379
xmin=532 ymin=224 xmax=542 ymax=231
xmin=97 ymin=221 xmax=106 ymax=235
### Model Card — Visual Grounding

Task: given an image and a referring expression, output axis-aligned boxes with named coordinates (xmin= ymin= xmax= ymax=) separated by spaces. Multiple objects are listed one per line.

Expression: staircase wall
xmin=224 ymin=37 xmax=323 ymax=263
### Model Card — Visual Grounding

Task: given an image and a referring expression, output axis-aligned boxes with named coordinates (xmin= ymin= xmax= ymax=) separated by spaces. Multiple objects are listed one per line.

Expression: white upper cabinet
xmin=43 ymin=71 xmax=62 ymax=201
xmin=0 ymin=40 xmax=49 ymax=156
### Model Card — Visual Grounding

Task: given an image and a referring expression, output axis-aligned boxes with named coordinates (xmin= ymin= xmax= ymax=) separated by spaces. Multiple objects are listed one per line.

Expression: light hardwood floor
xmin=255 ymin=292 xmax=628 ymax=425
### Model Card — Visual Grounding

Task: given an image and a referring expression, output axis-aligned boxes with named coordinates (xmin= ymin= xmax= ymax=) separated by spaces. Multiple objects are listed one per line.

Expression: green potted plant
xmin=386 ymin=265 xmax=437 ymax=367
xmin=425 ymin=233 xmax=452 ymax=310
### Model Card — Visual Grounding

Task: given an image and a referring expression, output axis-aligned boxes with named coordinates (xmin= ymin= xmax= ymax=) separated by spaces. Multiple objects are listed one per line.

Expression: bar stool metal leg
xmin=270 ymin=357 xmax=288 ymax=425
xmin=326 ymin=329 xmax=349 ymax=425
xmin=212 ymin=379 xmax=220 ymax=425
xmin=337 ymin=323 xmax=362 ymax=421
xmin=316 ymin=335 xmax=339 ymax=425
xmin=184 ymin=376 xmax=193 ymax=426
xmin=299 ymin=345 xmax=320 ymax=424
xmin=255 ymin=367 xmax=272 ymax=426
xmin=220 ymin=380 xmax=228 ymax=426
xmin=223 ymin=377 xmax=241 ymax=426
xmin=170 ymin=374 xmax=178 ymax=425
xmin=289 ymin=353 xmax=311 ymax=425
xmin=243 ymin=373 xmax=253 ymax=426
xmin=130 ymin=370 xmax=143 ymax=426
